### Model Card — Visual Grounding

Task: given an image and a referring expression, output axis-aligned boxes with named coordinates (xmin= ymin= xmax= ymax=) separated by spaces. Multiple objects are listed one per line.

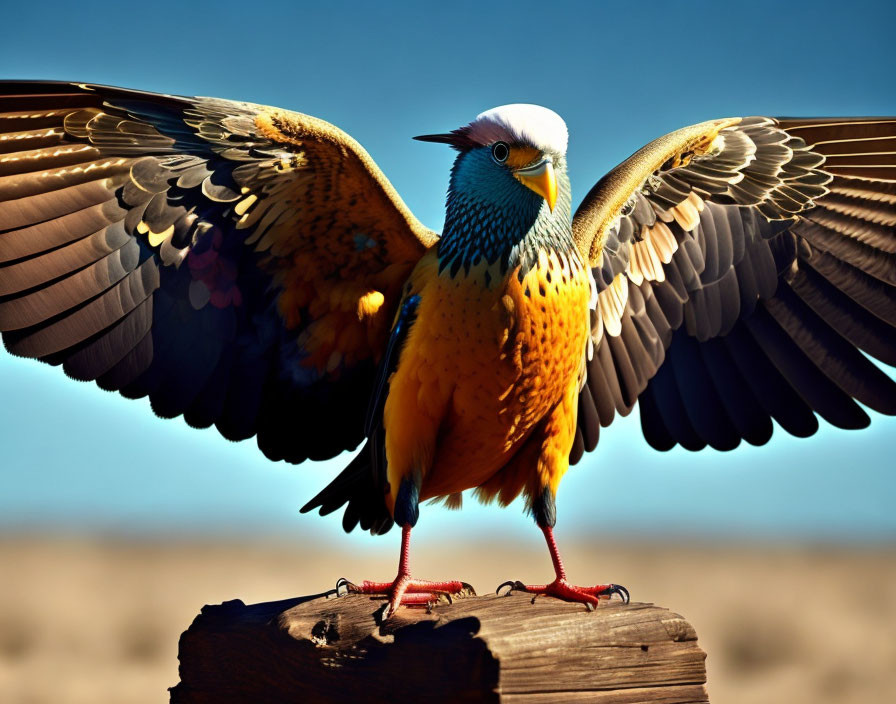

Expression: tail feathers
xmin=300 ymin=440 xmax=393 ymax=535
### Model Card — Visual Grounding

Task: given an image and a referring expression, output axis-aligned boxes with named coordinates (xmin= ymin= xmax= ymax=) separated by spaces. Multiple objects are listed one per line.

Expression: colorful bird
xmin=1 ymin=82 xmax=895 ymax=615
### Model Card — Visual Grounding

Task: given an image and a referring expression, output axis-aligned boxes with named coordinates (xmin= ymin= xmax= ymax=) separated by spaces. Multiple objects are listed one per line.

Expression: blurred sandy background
xmin=1 ymin=535 xmax=893 ymax=703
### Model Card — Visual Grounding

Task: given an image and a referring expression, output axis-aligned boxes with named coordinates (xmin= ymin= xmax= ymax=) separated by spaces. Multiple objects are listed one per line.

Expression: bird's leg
xmin=344 ymin=524 xmax=473 ymax=616
xmin=498 ymin=490 xmax=629 ymax=610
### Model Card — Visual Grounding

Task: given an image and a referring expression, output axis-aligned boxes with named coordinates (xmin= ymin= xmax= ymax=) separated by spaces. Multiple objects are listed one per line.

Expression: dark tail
xmin=300 ymin=436 xmax=393 ymax=535
xmin=303 ymin=296 xmax=421 ymax=535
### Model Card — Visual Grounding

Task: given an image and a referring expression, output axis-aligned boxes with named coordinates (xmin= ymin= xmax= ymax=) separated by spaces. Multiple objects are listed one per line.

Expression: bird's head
xmin=415 ymin=104 xmax=569 ymax=216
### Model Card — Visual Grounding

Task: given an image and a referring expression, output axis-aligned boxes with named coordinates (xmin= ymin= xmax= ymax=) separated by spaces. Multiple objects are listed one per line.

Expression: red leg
xmin=498 ymin=526 xmax=629 ymax=610
xmin=343 ymin=525 xmax=473 ymax=616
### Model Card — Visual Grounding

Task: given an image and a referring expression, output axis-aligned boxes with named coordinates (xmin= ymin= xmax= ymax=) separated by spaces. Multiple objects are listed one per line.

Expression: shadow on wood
xmin=170 ymin=591 xmax=708 ymax=703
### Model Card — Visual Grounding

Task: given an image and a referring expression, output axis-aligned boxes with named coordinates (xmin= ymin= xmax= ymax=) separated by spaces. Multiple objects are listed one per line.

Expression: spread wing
xmin=570 ymin=116 xmax=896 ymax=460
xmin=0 ymin=81 xmax=436 ymax=463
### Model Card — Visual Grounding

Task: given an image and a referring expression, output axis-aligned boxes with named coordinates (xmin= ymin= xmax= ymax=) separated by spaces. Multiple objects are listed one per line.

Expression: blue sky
xmin=1 ymin=0 xmax=895 ymax=546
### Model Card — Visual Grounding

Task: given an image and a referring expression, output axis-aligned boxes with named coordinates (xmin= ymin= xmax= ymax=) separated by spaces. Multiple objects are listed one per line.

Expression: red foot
xmin=340 ymin=574 xmax=473 ymax=616
xmin=496 ymin=525 xmax=630 ymax=611
xmin=498 ymin=578 xmax=629 ymax=610
xmin=332 ymin=525 xmax=472 ymax=617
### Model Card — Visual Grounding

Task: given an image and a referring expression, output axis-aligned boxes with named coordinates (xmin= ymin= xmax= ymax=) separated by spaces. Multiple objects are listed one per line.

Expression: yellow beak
xmin=513 ymin=159 xmax=557 ymax=212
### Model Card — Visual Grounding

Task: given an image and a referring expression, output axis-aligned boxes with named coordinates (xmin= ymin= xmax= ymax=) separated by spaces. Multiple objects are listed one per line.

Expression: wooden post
xmin=170 ymin=591 xmax=708 ymax=703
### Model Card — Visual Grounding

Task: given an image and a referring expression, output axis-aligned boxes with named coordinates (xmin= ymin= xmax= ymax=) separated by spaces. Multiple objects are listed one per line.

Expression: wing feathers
xmin=646 ymin=361 xmax=706 ymax=451
xmin=806 ymin=249 xmax=896 ymax=327
xmin=765 ymin=285 xmax=896 ymax=415
xmin=791 ymin=263 xmax=896 ymax=366
xmin=778 ymin=118 xmax=896 ymax=180
xmin=576 ymin=116 xmax=896 ymax=459
xmin=577 ymin=389 xmax=600 ymax=453
xmin=0 ymin=220 xmax=130 ymax=295
xmin=63 ymin=297 xmax=154 ymax=381
xmin=723 ymin=321 xmax=818 ymax=439
xmin=698 ymin=337 xmax=773 ymax=446
xmin=4 ymin=256 xmax=158 ymax=358
xmin=745 ymin=305 xmax=870 ymax=429
xmin=669 ymin=332 xmax=741 ymax=450
xmin=0 ymin=157 xmax=130 ymax=203
xmin=794 ymin=218 xmax=896 ymax=285
xmin=0 ymin=80 xmax=435 ymax=470
xmin=0 ymin=127 xmax=68 ymax=154
xmin=96 ymin=329 xmax=153 ymax=391
xmin=0 ymin=238 xmax=140 ymax=331
xmin=638 ymin=384 xmax=676 ymax=451
xmin=776 ymin=118 xmax=896 ymax=144
xmin=0 ymin=179 xmax=119 ymax=232
xmin=585 ymin=345 xmax=618 ymax=425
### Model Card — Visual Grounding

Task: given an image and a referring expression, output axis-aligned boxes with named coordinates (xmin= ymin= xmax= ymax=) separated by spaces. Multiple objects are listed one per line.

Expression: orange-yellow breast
xmin=383 ymin=247 xmax=592 ymax=510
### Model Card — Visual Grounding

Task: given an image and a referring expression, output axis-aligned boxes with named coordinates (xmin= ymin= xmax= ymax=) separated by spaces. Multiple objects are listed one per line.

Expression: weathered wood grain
xmin=170 ymin=591 xmax=708 ymax=703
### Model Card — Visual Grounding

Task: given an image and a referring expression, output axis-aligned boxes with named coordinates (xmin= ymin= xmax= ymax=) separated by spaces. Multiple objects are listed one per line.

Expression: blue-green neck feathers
xmin=437 ymin=148 xmax=575 ymax=280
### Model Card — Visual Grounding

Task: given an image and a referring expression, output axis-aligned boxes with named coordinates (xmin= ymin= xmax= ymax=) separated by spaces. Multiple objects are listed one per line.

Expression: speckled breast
xmin=496 ymin=249 xmax=592 ymax=445
xmin=420 ymin=247 xmax=592 ymax=497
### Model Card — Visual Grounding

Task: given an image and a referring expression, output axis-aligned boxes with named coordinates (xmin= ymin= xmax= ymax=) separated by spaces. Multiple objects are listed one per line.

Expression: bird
xmin=1 ymin=81 xmax=895 ymax=616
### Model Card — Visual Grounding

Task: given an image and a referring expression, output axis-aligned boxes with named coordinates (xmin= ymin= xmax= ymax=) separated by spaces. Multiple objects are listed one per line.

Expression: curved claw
xmin=334 ymin=577 xmax=358 ymax=597
xmin=375 ymin=600 xmax=393 ymax=623
xmin=600 ymin=583 xmax=630 ymax=604
xmin=496 ymin=580 xmax=527 ymax=596
xmin=435 ymin=591 xmax=454 ymax=606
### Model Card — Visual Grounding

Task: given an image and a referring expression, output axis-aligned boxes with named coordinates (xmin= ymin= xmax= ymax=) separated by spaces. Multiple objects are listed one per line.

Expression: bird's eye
xmin=491 ymin=141 xmax=510 ymax=163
